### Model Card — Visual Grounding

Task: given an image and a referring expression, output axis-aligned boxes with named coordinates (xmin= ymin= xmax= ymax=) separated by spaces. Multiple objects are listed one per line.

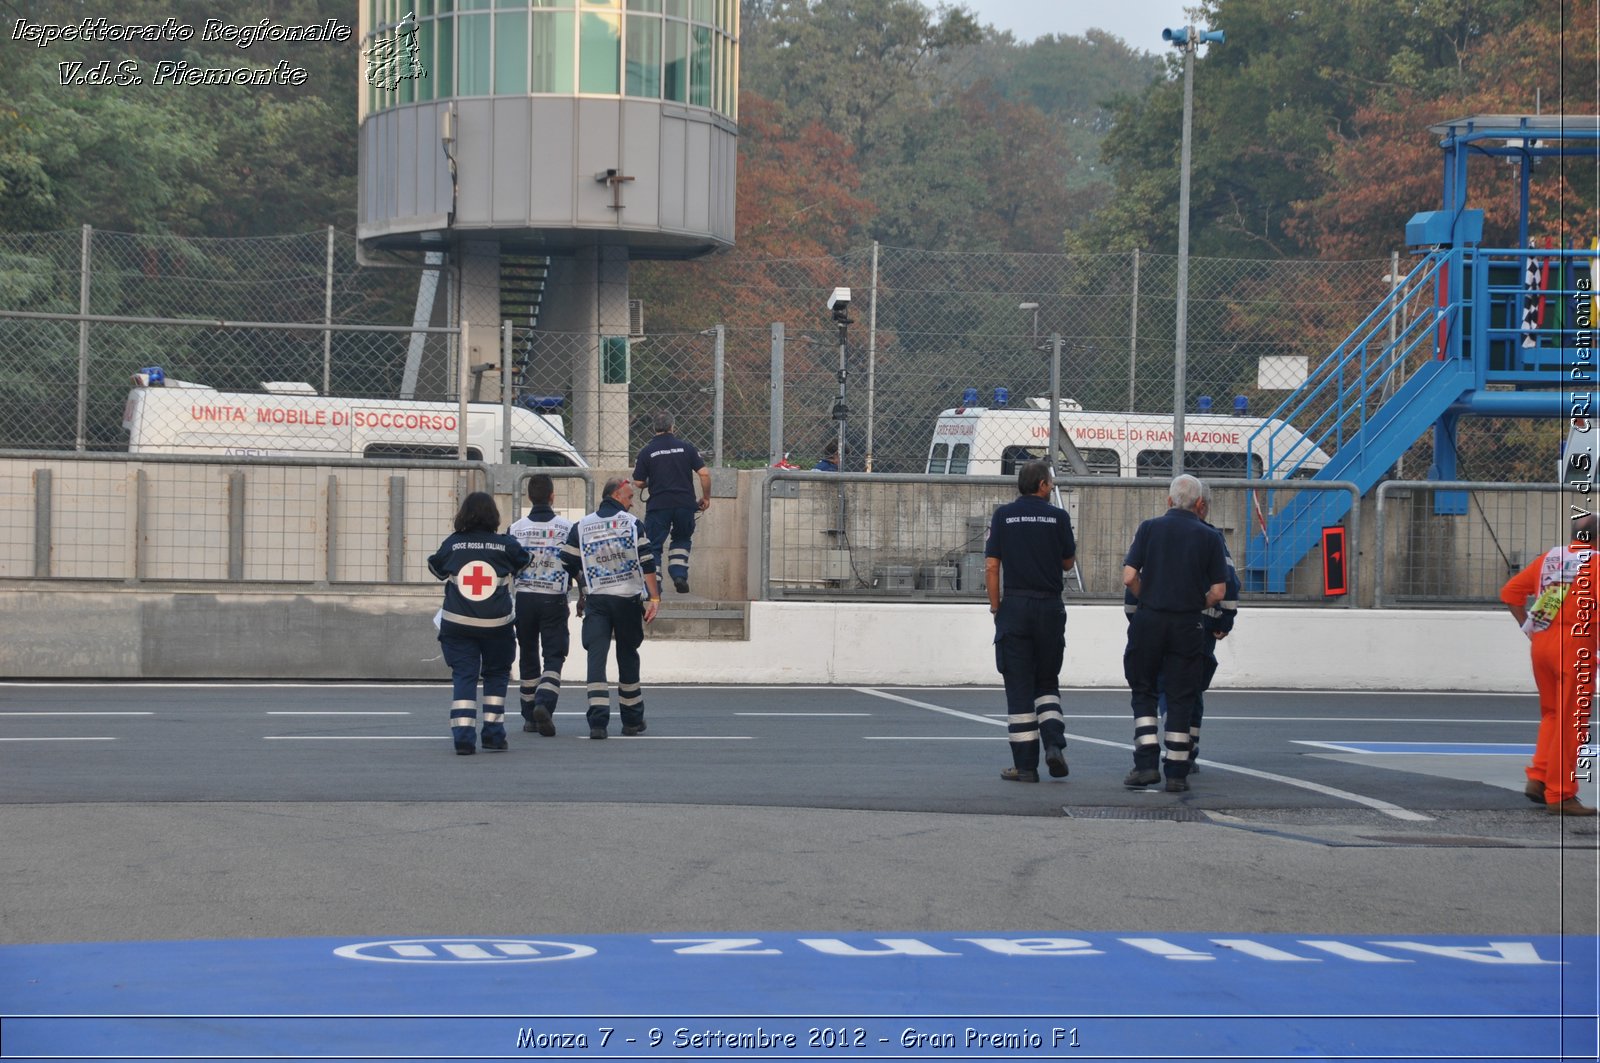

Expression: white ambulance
xmin=122 ymin=367 xmax=586 ymax=466
xmin=926 ymin=396 xmax=1331 ymax=480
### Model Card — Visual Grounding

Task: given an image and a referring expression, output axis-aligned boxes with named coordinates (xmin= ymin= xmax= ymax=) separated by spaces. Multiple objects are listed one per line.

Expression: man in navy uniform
xmin=1123 ymin=480 xmax=1239 ymax=772
xmin=984 ymin=459 xmax=1077 ymax=783
xmin=509 ymin=473 xmax=579 ymax=737
xmin=632 ymin=410 xmax=711 ymax=595
xmin=562 ymin=477 xmax=661 ymax=739
xmin=1121 ymin=473 xmax=1228 ymax=792
xmin=813 ymin=438 xmax=841 ymax=472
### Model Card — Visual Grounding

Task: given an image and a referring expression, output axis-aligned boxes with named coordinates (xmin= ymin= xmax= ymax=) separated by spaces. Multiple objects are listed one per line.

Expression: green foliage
xmin=1076 ymin=0 xmax=1541 ymax=259
xmin=0 ymin=0 xmax=357 ymax=237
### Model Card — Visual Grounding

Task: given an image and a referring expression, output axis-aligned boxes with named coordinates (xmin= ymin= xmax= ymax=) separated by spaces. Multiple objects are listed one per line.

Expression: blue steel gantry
xmin=1242 ymin=113 xmax=1600 ymax=592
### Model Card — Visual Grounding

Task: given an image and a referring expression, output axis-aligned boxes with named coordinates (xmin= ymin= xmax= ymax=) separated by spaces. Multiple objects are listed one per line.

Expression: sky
xmin=956 ymin=0 xmax=1199 ymax=48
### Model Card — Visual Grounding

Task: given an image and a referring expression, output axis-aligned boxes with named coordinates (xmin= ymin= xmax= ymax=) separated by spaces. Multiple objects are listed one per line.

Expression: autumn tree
xmin=1291 ymin=0 xmax=1600 ymax=257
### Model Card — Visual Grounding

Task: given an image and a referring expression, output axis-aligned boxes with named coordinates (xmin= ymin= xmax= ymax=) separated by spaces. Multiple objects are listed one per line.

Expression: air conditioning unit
xmin=628 ymin=299 xmax=645 ymax=337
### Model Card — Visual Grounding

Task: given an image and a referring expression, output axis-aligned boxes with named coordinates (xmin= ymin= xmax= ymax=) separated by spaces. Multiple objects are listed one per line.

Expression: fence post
xmin=388 ymin=475 xmax=406 ymax=584
xmin=769 ymin=322 xmax=784 ymax=465
xmin=501 ymin=319 xmax=513 ymax=467
xmin=1373 ymin=482 xmax=1389 ymax=608
xmin=712 ymin=323 xmax=725 ymax=467
xmin=1049 ymin=333 xmax=1062 ymax=468
xmin=458 ymin=320 xmax=471 ymax=461
xmin=76 ymin=225 xmax=91 ymax=452
xmin=323 ymin=225 xmax=335 ymax=396
xmin=227 ymin=471 xmax=246 ymax=581
xmin=865 ymin=240 xmax=879 ymax=472
xmin=33 ymin=468 xmax=51 ymax=577
xmin=325 ymin=473 xmax=339 ymax=586
xmin=1128 ymin=247 xmax=1139 ymax=411
xmin=133 ymin=468 xmax=147 ymax=583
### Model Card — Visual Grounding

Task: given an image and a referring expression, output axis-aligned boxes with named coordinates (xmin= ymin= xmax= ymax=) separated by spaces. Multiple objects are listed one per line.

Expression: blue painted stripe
xmin=1 ymin=933 xmax=1593 ymax=1059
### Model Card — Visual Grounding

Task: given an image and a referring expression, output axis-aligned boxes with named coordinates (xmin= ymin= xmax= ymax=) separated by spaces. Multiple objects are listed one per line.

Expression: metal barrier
xmin=510 ymin=468 xmax=597 ymax=519
xmin=0 ymin=452 xmax=504 ymax=585
xmin=1373 ymin=481 xmax=1568 ymax=608
xmin=761 ymin=471 xmax=1362 ymax=605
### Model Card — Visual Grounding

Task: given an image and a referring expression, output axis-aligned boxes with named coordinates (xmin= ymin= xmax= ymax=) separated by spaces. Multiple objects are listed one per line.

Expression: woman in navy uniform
xmin=428 ymin=492 xmax=530 ymax=756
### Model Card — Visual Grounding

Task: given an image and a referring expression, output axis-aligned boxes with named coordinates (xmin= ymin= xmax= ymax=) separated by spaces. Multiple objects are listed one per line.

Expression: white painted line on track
xmin=888 ymin=685 xmax=1535 ymax=698
xmin=864 ymin=736 xmax=993 ymax=740
xmin=263 ymin=735 xmax=753 ymax=740
xmin=987 ymin=714 xmax=1535 ymax=725
xmin=856 ymin=687 xmax=1433 ymax=823
xmin=1294 ymin=740 xmax=1529 ymax=756
xmin=736 ymin=712 xmax=871 ymax=717
xmin=0 ymin=681 xmax=448 ymax=689
xmin=0 ymin=711 xmax=153 ymax=716
xmin=0 ymin=737 xmax=116 ymax=741
xmin=267 ymin=711 xmax=411 ymax=716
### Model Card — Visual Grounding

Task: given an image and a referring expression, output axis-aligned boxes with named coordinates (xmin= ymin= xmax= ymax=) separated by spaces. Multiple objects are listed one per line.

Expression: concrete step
xmin=649 ymin=600 xmax=748 ymax=641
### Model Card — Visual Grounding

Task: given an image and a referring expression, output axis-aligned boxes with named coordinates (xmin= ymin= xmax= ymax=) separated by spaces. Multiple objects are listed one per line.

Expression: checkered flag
xmin=1521 ymin=239 xmax=1540 ymax=348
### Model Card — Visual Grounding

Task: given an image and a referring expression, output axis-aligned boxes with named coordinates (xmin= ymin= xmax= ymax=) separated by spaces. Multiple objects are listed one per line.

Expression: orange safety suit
xmin=1500 ymin=541 xmax=1597 ymax=805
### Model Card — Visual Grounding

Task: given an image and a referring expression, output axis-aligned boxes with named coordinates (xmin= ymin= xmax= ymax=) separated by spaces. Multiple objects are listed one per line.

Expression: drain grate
xmin=1063 ymin=806 xmax=1209 ymax=822
xmin=1360 ymin=834 xmax=1531 ymax=848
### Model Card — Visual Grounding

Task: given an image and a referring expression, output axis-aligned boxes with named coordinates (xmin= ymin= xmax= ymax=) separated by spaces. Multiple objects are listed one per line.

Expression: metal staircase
xmin=1243 ymin=250 xmax=1473 ymax=591
xmin=500 ymin=254 xmax=550 ymax=389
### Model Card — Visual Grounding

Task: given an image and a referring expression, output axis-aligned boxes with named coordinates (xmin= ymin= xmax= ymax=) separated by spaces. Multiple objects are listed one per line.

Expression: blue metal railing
xmin=1248 ymin=248 xmax=1458 ymax=480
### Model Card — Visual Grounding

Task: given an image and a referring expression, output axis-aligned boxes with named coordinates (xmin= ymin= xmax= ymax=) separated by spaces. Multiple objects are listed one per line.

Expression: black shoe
xmin=589 ymin=727 xmax=608 ymax=740
xmin=532 ymin=706 xmax=556 ymax=737
xmin=621 ymin=722 xmax=647 ymax=736
xmin=454 ymin=743 xmax=476 ymax=756
xmin=1189 ymin=760 xmax=1200 ymax=774
xmin=1165 ymin=777 xmax=1189 ymax=793
xmin=1044 ymin=744 xmax=1068 ymax=778
xmin=1123 ymin=768 xmax=1160 ymax=788
xmin=521 ymin=720 xmax=536 ymax=733
xmin=673 ymin=577 xmax=690 ymax=594
xmin=483 ymin=737 xmax=508 ymax=752
xmin=1000 ymin=767 xmax=1039 ymax=783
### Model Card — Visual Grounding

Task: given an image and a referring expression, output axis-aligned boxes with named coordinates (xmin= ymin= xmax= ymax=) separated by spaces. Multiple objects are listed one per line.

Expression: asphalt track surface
xmin=2 ymin=681 xmax=1598 ymax=1062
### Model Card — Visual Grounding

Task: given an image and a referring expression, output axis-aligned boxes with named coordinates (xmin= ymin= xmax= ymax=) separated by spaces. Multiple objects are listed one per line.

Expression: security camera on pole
xmin=1162 ymin=23 xmax=1223 ymax=476
xmin=828 ymin=287 xmax=852 ymax=471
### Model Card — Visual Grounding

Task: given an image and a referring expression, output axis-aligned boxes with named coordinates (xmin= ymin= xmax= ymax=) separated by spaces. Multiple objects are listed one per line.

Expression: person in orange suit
xmin=1500 ymin=512 xmax=1598 ymax=816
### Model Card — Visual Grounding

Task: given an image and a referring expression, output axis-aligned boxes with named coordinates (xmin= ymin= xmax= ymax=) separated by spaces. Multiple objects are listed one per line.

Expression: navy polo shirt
xmin=1123 ymin=507 xmax=1227 ymax=612
xmin=632 ymin=433 xmax=705 ymax=511
xmin=985 ymin=494 xmax=1076 ymax=597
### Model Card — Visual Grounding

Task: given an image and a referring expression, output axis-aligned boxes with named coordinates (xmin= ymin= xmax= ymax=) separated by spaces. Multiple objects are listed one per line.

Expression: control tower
xmin=356 ymin=1 xmax=738 ymax=464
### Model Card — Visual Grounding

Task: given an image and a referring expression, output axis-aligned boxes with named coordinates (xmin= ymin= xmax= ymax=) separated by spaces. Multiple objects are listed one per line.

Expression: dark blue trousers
xmin=645 ymin=507 xmax=697 ymax=584
xmin=515 ymin=593 xmax=570 ymax=720
xmin=1124 ymin=608 xmax=1206 ymax=778
xmin=582 ymin=594 xmax=645 ymax=731
xmin=440 ymin=628 xmax=515 ymax=750
xmin=993 ymin=595 xmax=1067 ymax=772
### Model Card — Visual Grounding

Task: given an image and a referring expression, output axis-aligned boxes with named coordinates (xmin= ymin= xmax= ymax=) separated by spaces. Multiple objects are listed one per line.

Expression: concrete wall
xmin=0 ymin=584 xmax=1530 ymax=692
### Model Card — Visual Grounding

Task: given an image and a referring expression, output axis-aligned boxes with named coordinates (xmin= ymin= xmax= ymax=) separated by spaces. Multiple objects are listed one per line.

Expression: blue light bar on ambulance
xmin=1196 ymin=395 xmax=1213 ymax=413
xmin=961 ymin=387 xmax=979 ymax=407
xmin=993 ymin=387 xmax=1009 ymax=407
xmin=1234 ymin=395 xmax=1249 ymax=416
xmin=516 ymin=394 xmax=565 ymax=412
xmin=132 ymin=366 xmax=165 ymax=387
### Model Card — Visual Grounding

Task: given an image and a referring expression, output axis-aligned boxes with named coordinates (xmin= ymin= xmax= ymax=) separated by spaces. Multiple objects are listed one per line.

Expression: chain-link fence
xmin=1373 ymin=482 xmax=1571 ymax=607
xmin=0 ymin=230 xmax=1570 ymax=481
xmin=762 ymin=472 xmax=1360 ymax=605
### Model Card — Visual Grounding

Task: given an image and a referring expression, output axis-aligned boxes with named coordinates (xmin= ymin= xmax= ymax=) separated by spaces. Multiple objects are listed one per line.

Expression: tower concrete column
xmin=457 ymin=240 xmax=503 ymax=401
xmin=551 ymin=244 xmax=632 ymax=467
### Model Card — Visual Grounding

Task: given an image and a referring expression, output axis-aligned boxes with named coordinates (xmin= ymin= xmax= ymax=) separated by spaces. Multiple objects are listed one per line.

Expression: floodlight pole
xmin=1171 ymin=26 xmax=1198 ymax=477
